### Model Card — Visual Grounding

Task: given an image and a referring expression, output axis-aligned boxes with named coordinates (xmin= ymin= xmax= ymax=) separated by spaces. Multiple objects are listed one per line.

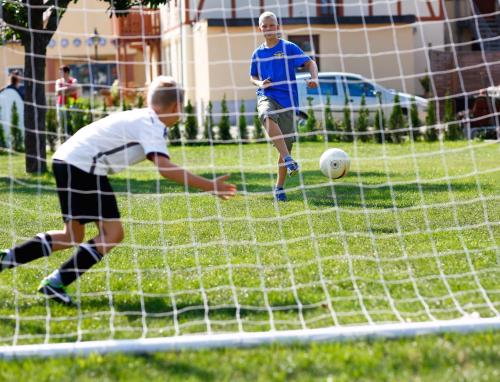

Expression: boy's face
xmin=157 ymin=101 xmax=182 ymax=127
xmin=259 ymin=17 xmax=279 ymax=39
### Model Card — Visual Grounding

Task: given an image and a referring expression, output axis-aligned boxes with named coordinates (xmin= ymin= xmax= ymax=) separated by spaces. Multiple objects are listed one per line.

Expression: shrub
xmin=342 ymin=94 xmax=353 ymax=142
xmin=238 ymin=101 xmax=249 ymax=142
xmin=46 ymin=99 xmax=58 ymax=152
xmin=409 ymin=96 xmax=422 ymax=141
xmin=424 ymin=97 xmax=438 ymax=142
xmin=443 ymin=93 xmax=462 ymax=140
xmin=389 ymin=93 xmax=405 ymax=143
xmin=302 ymin=96 xmax=318 ymax=141
xmin=184 ymin=99 xmax=198 ymax=144
xmin=203 ymin=101 xmax=215 ymax=143
xmin=218 ymin=95 xmax=232 ymax=142
xmin=168 ymin=122 xmax=181 ymax=145
xmin=253 ymin=106 xmax=265 ymax=141
xmin=357 ymin=94 xmax=370 ymax=142
xmin=324 ymin=93 xmax=337 ymax=142
xmin=10 ymin=102 xmax=23 ymax=152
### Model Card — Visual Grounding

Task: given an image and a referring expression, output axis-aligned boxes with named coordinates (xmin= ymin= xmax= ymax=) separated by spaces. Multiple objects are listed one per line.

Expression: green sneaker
xmin=37 ymin=278 xmax=73 ymax=306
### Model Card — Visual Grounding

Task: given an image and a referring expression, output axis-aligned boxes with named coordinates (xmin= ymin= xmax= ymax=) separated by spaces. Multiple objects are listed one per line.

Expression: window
xmin=318 ymin=0 xmax=334 ymax=17
xmin=288 ymin=35 xmax=320 ymax=71
xmin=307 ymin=78 xmax=338 ymax=96
xmin=344 ymin=77 xmax=376 ymax=97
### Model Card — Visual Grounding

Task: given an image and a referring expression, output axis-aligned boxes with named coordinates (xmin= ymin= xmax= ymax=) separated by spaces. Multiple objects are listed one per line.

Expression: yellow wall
xmin=0 ymin=43 xmax=25 ymax=88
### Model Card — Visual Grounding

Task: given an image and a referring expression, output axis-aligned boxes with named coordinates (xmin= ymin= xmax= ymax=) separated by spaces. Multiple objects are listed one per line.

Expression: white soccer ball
xmin=319 ymin=148 xmax=350 ymax=179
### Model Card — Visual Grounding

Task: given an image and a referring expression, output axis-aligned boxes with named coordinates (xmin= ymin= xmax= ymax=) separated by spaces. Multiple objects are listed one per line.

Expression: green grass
xmin=0 ymin=140 xmax=499 ymax=380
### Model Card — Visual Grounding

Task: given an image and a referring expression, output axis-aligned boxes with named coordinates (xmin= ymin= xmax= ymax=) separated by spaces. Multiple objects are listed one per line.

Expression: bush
xmin=357 ymin=94 xmax=370 ymax=142
xmin=253 ymin=106 xmax=265 ymax=141
xmin=389 ymin=93 xmax=405 ymax=143
xmin=46 ymin=99 xmax=58 ymax=152
xmin=218 ymin=95 xmax=232 ymax=142
xmin=203 ymin=101 xmax=215 ymax=143
xmin=324 ymin=93 xmax=337 ymax=142
xmin=373 ymin=93 xmax=386 ymax=143
xmin=238 ymin=101 xmax=249 ymax=142
xmin=424 ymin=97 xmax=438 ymax=142
xmin=184 ymin=99 xmax=198 ymax=144
xmin=10 ymin=102 xmax=23 ymax=152
xmin=342 ymin=94 xmax=353 ymax=142
xmin=409 ymin=97 xmax=422 ymax=141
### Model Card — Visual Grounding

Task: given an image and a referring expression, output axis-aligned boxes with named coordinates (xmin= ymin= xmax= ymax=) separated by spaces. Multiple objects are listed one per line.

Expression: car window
xmin=306 ymin=78 xmax=338 ymax=96
xmin=344 ymin=76 xmax=376 ymax=97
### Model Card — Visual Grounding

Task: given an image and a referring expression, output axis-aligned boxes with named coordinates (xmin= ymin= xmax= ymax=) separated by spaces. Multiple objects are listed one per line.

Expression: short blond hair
xmin=147 ymin=76 xmax=184 ymax=108
xmin=259 ymin=11 xmax=278 ymax=27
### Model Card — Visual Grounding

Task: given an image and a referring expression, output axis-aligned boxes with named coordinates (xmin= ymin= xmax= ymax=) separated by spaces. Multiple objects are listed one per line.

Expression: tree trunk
xmin=23 ymin=44 xmax=48 ymax=173
xmin=22 ymin=0 xmax=49 ymax=174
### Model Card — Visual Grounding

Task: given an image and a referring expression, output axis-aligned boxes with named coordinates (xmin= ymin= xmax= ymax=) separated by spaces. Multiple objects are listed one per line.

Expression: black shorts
xmin=52 ymin=160 xmax=120 ymax=224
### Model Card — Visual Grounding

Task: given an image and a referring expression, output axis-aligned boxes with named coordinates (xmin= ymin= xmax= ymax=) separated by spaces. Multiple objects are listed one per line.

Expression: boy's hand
xmin=260 ymin=78 xmax=272 ymax=89
xmin=212 ymin=174 xmax=237 ymax=200
xmin=306 ymin=79 xmax=319 ymax=88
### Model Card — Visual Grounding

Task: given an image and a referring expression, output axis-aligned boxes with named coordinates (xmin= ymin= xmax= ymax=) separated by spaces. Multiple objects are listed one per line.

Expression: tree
xmin=389 ymin=93 xmax=405 ymax=143
xmin=424 ymin=97 xmax=438 ymax=142
xmin=10 ymin=102 xmax=24 ymax=152
xmin=203 ymin=101 xmax=215 ymax=143
xmin=357 ymin=94 xmax=369 ymax=142
xmin=238 ymin=101 xmax=248 ymax=142
xmin=184 ymin=99 xmax=198 ymax=144
xmin=324 ymin=93 xmax=337 ymax=142
xmin=218 ymin=95 xmax=232 ymax=142
xmin=1 ymin=0 xmax=173 ymax=173
xmin=409 ymin=96 xmax=422 ymax=141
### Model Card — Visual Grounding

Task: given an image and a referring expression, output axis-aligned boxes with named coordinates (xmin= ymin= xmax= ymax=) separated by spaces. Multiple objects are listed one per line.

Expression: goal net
xmin=0 ymin=0 xmax=499 ymax=358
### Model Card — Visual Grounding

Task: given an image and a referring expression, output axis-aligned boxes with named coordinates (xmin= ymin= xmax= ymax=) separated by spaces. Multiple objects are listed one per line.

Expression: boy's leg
xmin=263 ymin=116 xmax=290 ymax=159
xmin=38 ymin=220 xmax=123 ymax=305
xmin=1 ymin=220 xmax=85 ymax=271
xmin=44 ymin=220 xmax=123 ymax=288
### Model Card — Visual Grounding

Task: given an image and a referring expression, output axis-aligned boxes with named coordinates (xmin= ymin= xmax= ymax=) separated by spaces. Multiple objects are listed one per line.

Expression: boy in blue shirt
xmin=250 ymin=11 xmax=318 ymax=201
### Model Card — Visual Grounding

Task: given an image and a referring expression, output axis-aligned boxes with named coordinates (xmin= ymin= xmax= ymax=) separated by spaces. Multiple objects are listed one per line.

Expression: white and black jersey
xmin=53 ymin=108 xmax=169 ymax=175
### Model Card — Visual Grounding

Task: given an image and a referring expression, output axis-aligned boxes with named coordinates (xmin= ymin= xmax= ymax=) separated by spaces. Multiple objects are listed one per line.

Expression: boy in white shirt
xmin=0 ymin=76 xmax=237 ymax=305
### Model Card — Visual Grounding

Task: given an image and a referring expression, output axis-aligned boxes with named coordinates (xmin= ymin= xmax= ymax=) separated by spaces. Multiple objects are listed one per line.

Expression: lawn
xmin=0 ymin=140 xmax=499 ymax=380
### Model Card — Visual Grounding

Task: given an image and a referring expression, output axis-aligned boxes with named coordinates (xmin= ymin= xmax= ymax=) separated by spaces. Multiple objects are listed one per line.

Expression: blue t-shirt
xmin=250 ymin=39 xmax=310 ymax=109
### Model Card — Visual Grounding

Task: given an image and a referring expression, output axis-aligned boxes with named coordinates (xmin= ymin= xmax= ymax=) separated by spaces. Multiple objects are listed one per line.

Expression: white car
xmin=296 ymin=72 xmax=428 ymax=122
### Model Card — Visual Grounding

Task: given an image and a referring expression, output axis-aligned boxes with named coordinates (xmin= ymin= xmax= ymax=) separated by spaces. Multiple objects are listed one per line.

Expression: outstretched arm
xmin=150 ymin=154 xmax=237 ymax=200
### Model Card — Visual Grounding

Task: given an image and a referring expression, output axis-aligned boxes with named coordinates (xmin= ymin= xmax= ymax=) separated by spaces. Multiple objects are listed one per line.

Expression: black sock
xmin=59 ymin=240 xmax=103 ymax=286
xmin=1 ymin=233 xmax=52 ymax=270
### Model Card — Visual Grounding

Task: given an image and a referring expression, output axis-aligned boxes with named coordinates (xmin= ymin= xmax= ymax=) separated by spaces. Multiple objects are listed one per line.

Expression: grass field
xmin=0 ymin=140 xmax=499 ymax=380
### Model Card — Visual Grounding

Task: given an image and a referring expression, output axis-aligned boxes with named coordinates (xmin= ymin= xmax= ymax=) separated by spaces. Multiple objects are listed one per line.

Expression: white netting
xmin=0 ymin=0 xmax=499 ymax=356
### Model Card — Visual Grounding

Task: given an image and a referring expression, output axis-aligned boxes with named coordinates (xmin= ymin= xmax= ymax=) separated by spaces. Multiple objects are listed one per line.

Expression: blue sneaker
xmin=274 ymin=186 xmax=287 ymax=202
xmin=283 ymin=155 xmax=299 ymax=176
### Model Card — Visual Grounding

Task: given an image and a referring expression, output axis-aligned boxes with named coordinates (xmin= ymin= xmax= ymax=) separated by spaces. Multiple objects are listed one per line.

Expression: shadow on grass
xmin=0 ymin=169 xmax=491 ymax=210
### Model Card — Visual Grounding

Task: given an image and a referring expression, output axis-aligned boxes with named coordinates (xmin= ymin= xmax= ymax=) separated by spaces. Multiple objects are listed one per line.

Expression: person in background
xmin=55 ymin=65 xmax=79 ymax=141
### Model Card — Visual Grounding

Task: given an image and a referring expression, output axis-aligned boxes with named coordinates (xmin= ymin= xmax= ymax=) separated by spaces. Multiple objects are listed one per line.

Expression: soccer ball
xmin=319 ymin=148 xmax=350 ymax=179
